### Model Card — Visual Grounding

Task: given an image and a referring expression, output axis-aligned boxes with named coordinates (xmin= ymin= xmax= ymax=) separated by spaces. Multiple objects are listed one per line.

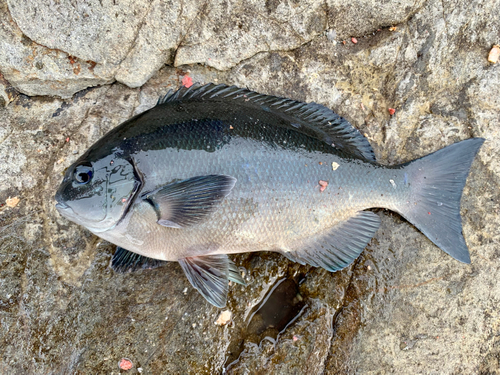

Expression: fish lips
xmin=54 ymin=190 xmax=77 ymax=218
xmin=55 ymin=201 xmax=70 ymax=211
xmin=54 ymin=189 xmax=70 ymax=211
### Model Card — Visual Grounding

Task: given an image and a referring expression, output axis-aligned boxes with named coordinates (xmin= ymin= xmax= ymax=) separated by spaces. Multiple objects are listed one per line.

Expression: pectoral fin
xmin=142 ymin=175 xmax=236 ymax=228
xmin=178 ymin=254 xmax=245 ymax=308
xmin=282 ymin=211 xmax=380 ymax=272
xmin=111 ymin=247 xmax=167 ymax=273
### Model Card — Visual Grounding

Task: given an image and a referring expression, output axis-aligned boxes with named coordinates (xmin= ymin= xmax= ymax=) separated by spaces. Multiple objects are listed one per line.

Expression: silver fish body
xmin=55 ymin=84 xmax=484 ymax=307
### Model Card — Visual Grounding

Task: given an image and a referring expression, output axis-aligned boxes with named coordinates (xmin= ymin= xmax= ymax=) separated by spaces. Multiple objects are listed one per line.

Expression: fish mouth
xmin=54 ymin=191 xmax=74 ymax=214
xmin=54 ymin=189 xmax=70 ymax=211
xmin=55 ymin=201 xmax=69 ymax=210
xmin=55 ymin=201 xmax=75 ymax=217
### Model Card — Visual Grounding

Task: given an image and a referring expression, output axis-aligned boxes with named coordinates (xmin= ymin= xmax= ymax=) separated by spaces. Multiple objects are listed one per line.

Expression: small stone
xmin=118 ymin=358 xmax=133 ymax=371
xmin=488 ymin=45 xmax=500 ymax=63
xmin=6 ymin=197 xmax=20 ymax=208
xmin=182 ymin=75 xmax=193 ymax=88
xmin=215 ymin=310 xmax=232 ymax=325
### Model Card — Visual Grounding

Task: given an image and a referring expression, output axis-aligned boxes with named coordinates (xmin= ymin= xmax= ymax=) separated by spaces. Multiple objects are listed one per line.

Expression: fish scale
xmin=55 ymin=83 xmax=484 ymax=307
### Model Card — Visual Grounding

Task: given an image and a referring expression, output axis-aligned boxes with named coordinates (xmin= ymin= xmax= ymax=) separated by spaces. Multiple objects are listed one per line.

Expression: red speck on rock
xmin=351 ymin=37 xmax=358 ymax=44
xmin=118 ymin=358 xmax=133 ymax=371
xmin=319 ymin=180 xmax=328 ymax=192
xmin=388 ymin=108 xmax=396 ymax=115
xmin=65 ymin=137 xmax=70 ymax=142
xmin=182 ymin=75 xmax=193 ymax=88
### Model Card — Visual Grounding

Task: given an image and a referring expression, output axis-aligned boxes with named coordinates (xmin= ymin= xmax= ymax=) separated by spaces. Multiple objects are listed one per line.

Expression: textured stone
xmin=0 ymin=0 xmax=113 ymax=98
xmin=326 ymin=0 xmax=425 ymax=39
xmin=174 ymin=0 xmax=328 ymax=70
xmin=1 ymin=0 xmax=429 ymax=97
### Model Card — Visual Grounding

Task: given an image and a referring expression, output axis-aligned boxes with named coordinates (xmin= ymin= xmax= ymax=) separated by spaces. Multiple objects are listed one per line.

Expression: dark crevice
xmin=172 ymin=0 xmax=212 ymax=65
xmin=323 ymin=255 xmax=365 ymax=373
xmin=223 ymin=270 xmax=307 ymax=373
xmin=115 ymin=1 xmax=155 ymax=68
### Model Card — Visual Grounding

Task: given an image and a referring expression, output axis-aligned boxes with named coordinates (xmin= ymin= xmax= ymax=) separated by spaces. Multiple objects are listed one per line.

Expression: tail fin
xmin=398 ymin=138 xmax=484 ymax=263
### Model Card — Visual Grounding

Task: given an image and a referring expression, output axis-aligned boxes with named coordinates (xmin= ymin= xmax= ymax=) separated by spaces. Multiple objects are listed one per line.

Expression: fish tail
xmin=397 ymin=138 xmax=484 ymax=263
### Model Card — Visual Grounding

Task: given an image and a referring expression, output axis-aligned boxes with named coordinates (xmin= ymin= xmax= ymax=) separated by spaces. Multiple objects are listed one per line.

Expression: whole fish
xmin=55 ymin=83 xmax=484 ymax=307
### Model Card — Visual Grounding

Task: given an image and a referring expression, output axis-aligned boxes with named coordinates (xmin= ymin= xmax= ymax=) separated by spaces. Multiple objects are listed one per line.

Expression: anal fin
xmin=178 ymin=254 xmax=244 ymax=308
xmin=111 ymin=247 xmax=167 ymax=273
xmin=283 ymin=211 xmax=381 ymax=272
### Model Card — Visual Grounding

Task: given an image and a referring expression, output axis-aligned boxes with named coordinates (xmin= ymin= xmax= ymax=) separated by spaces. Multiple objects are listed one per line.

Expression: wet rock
xmin=1 ymin=0 xmax=499 ymax=373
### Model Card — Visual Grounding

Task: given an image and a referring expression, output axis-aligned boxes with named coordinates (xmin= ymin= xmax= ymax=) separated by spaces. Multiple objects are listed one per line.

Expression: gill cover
xmin=55 ymin=154 xmax=140 ymax=232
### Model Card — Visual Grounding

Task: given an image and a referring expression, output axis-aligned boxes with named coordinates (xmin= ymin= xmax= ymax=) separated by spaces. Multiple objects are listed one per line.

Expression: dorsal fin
xmin=157 ymin=83 xmax=376 ymax=162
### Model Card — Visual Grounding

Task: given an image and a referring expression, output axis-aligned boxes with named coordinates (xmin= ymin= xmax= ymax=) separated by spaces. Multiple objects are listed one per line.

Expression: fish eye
xmin=74 ymin=164 xmax=94 ymax=185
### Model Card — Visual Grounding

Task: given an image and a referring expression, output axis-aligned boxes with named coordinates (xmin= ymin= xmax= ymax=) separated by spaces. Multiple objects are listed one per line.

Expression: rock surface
xmin=0 ymin=0 xmax=499 ymax=373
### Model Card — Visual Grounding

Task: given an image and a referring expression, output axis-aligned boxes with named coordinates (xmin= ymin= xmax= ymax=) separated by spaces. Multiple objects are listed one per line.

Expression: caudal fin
xmin=398 ymin=138 xmax=484 ymax=263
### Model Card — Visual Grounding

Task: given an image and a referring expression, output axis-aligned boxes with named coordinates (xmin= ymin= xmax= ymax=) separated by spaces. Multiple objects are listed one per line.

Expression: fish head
xmin=55 ymin=153 xmax=141 ymax=233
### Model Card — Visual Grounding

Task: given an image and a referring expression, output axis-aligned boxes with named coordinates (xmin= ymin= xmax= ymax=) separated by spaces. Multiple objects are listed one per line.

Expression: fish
xmin=55 ymin=83 xmax=484 ymax=308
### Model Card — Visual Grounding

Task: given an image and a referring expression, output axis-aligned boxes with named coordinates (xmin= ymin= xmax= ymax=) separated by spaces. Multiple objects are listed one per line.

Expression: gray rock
xmin=327 ymin=0 xmax=425 ymax=39
xmin=0 ymin=0 xmax=499 ymax=373
xmin=174 ymin=0 xmax=328 ymax=70
xmin=2 ymin=0 xmax=428 ymax=97
xmin=0 ymin=0 xmax=114 ymax=99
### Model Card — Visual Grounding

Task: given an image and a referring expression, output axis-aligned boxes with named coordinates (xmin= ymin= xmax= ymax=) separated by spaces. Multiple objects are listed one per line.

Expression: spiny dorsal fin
xmin=157 ymin=83 xmax=376 ymax=162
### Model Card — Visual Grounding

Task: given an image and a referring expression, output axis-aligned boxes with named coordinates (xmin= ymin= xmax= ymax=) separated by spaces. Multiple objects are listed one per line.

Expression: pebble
xmin=215 ymin=310 xmax=232 ymax=325
xmin=488 ymin=45 xmax=500 ymax=63
xmin=118 ymin=358 xmax=133 ymax=371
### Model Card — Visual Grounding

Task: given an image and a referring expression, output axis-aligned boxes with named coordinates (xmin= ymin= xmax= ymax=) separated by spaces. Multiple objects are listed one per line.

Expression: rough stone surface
xmin=0 ymin=0 xmax=499 ymax=373
xmin=173 ymin=0 xmax=328 ymax=70
xmin=2 ymin=0 xmax=427 ymax=97
xmin=0 ymin=0 xmax=114 ymax=98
